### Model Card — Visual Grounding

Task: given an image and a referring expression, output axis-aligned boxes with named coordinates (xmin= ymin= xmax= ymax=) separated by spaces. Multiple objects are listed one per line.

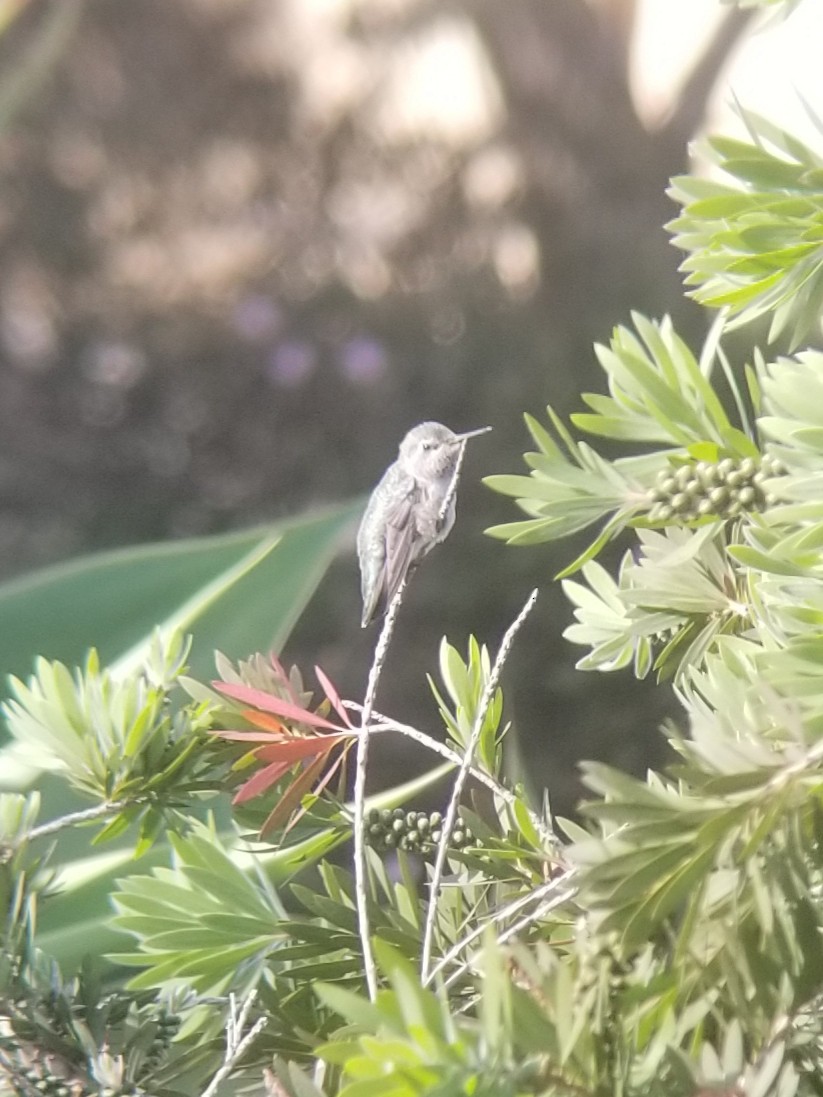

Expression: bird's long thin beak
xmin=453 ymin=426 xmax=492 ymax=443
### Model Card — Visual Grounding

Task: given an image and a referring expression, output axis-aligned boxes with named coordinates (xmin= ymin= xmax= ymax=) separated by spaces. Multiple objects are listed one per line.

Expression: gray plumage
xmin=357 ymin=421 xmax=490 ymax=627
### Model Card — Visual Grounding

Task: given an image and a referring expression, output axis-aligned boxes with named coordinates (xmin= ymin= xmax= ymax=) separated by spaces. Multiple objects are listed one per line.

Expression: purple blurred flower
xmin=338 ymin=336 xmax=388 ymax=385
xmin=267 ymin=339 xmax=318 ymax=388
xmin=233 ymin=294 xmax=282 ymax=342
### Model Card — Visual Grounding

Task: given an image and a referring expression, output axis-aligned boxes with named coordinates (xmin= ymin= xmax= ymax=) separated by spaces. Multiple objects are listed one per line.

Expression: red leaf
xmin=290 ymin=740 xmax=352 ymax=817
xmin=241 ymin=739 xmax=354 ymax=837
xmin=213 ymin=729 xmax=286 ymax=743
xmin=314 ymin=665 xmax=354 ymax=729
xmin=260 ymin=753 xmax=329 ymax=837
xmin=254 ymin=733 xmax=348 ymax=764
xmin=213 ymin=680 xmax=342 ymax=730
xmin=232 ymin=760 xmax=291 ymax=804
xmin=241 ymin=710 xmax=286 ymax=734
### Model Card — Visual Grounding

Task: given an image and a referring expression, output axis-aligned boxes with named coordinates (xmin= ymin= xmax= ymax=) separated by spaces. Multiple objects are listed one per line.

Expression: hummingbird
xmin=357 ymin=421 xmax=491 ymax=627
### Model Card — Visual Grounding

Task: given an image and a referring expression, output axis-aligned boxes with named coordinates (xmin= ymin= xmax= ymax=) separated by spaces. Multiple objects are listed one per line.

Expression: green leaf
xmin=315 ymin=983 xmax=386 ymax=1032
xmin=669 ymin=115 xmax=823 ymax=344
xmin=0 ymin=501 xmax=360 ymax=698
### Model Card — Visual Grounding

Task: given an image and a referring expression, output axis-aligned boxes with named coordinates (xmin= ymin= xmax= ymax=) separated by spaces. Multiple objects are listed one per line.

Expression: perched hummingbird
xmin=357 ymin=421 xmax=491 ymax=627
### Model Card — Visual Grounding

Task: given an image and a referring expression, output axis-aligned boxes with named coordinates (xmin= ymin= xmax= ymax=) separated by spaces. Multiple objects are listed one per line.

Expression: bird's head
xmin=398 ymin=421 xmax=490 ymax=479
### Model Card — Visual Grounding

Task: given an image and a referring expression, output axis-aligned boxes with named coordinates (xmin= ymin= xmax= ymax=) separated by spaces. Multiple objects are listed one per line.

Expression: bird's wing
xmin=382 ymin=479 xmax=422 ymax=609
xmin=358 ymin=466 xmax=418 ymax=627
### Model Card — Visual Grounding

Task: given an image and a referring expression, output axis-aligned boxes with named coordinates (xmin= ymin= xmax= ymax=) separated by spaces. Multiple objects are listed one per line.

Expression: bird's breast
xmin=413 ymin=475 xmax=455 ymax=544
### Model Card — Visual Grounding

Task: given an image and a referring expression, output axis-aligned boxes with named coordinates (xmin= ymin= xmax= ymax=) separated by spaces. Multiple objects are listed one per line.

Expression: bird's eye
xmin=422 ymin=442 xmax=433 ymax=451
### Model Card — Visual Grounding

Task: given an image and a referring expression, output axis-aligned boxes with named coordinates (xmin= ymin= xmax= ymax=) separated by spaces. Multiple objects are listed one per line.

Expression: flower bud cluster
xmin=365 ymin=808 xmax=477 ymax=855
xmin=647 ymin=453 xmax=785 ymax=523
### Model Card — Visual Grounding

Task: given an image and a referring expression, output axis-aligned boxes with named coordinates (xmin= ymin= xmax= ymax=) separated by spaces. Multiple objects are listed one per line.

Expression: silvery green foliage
xmin=480 ymin=317 xmax=823 ymax=1092
xmin=668 ymin=105 xmax=823 ymax=349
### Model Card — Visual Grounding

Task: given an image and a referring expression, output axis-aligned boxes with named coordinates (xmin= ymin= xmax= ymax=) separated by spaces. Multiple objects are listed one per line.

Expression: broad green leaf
xmin=0 ymin=501 xmax=360 ymax=696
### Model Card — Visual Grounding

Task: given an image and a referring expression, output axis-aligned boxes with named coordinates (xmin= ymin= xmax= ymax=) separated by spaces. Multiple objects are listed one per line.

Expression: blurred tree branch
xmin=662 ymin=6 xmax=755 ymax=152
xmin=0 ymin=0 xmax=84 ymax=135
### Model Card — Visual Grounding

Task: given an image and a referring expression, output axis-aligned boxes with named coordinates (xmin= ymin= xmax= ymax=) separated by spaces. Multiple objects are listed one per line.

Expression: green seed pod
xmin=762 ymin=453 xmax=785 ymax=475
xmin=739 ymin=457 xmax=757 ymax=478
xmin=696 ymin=461 xmax=716 ymax=487
xmin=674 ymin=465 xmax=693 ymax=489
xmin=738 ymin=485 xmax=756 ymax=506
xmin=726 ymin=469 xmax=745 ymax=488
xmin=717 ymin=457 xmax=735 ymax=480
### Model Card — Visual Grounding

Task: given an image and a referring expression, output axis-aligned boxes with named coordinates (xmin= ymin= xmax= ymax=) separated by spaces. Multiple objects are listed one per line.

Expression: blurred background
xmin=0 ymin=0 xmax=812 ymax=813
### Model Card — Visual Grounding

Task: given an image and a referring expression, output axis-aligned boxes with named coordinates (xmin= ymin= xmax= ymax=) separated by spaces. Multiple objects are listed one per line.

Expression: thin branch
xmin=24 ymin=801 xmax=127 ymax=844
xmin=0 ymin=0 xmax=85 ymax=137
xmin=494 ymin=879 xmax=575 ymax=948
xmin=438 ymin=436 xmax=469 ymax=526
xmin=421 ymin=589 xmax=539 ymax=982
xmin=352 ymin=428 xmax=485 ymax=1000
xmin=353 ymin=578 xmax=407 ymax=1001
xmin=431 ymin=868 xmax=575 ymax=990
xmin=201 ymin=990 xmax=267 ymax=1097
xmin=348 ymin=702 xmax=558 ymax=850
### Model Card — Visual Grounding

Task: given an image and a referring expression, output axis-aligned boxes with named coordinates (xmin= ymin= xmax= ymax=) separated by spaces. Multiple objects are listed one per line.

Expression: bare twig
xmin=439 ymin=869 xmax=576 ymax=992
xmin=353 ymin=578 xmax=407 ymax=1001
xmin=661 ymin=6 xmax=755 ymax=149
xmin=352 ymin=428 xmax=485 ymax=1001
xmin=437 ymin=437 xmax=469 ymax=526
xmin=346 ymin=702 xmax=557 ymax=850
xmin=201 ymin=990 xmax=267 ymax=1097
xmin=421 ymin=589 xmax=539 ymax=981
xmin=24 ymin=801 xmax=127 ymax=844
